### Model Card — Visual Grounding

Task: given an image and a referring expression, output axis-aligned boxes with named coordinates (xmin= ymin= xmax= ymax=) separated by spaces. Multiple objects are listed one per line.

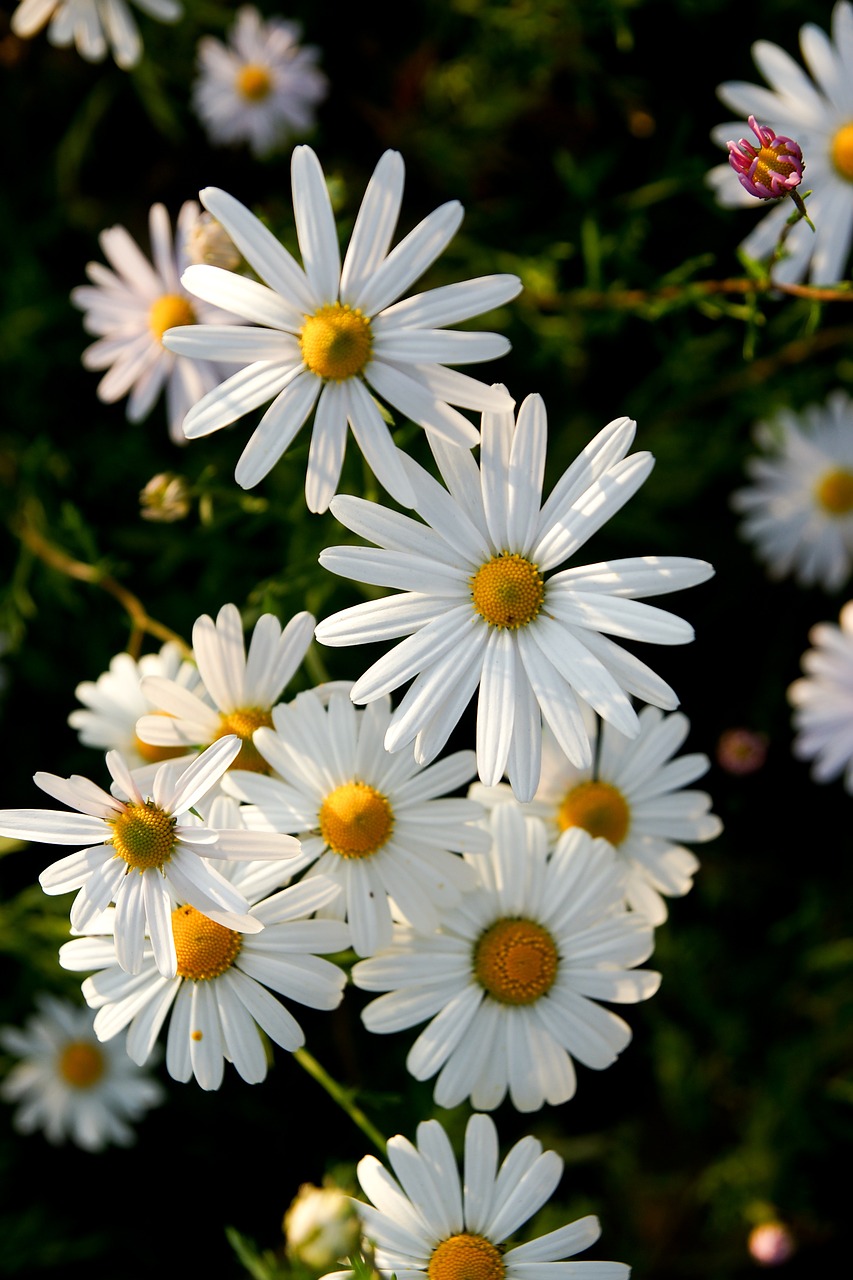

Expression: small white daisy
xmin=162 ymin=145 xmax=522 ymax=511
xmin=0 ymin=993 xmax=164 ymax=1150
xmin=135 ymin=602 xmax=315 ymax=772
xmin=68 ymin=639 xmax=200 ymax=770
xmin=707 ymin=0 xmax=853 ymax=284
xmin=0 ymin=737 xmax=300 ymax=979
xmin=353 ymin=806 xmax=660 ymax=1113
xmin=192 ymin=6 xmax=327 ymax=159
xmin=315 ymin=392 xmax=714 ymax=802
xmin=11 ymin=0 xmax=181 ymax=69
xmin=788 ymin=598 xmax=853 ymax=791
xmin=71 ymin=200 xmax=240 ymax=445
xmin=59 ymin=863 xmax=350 ymax=1091
xmin=221 ymin=687 xmax=488 ymax=956
xmin=731 ymin=391 xmax=853 ymax=592
xmin=322 ymin=1111 xmax=629 ymax=1280
xmin=471 ymin=705 xmax=722 ymax=925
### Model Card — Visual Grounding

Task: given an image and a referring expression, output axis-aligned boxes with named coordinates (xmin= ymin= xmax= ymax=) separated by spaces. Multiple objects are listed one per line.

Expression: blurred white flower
xmin=192 ymin=6 xmax=327 ymax=158
xmin=11 ymin=0 xmax=182 ymax=70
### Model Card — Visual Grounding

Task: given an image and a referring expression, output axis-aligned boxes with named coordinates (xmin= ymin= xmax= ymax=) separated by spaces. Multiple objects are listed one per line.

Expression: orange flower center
xmin=171 ymin=905 xmax=243 ymax=980
xmin=428 ymin=1234 xmax=505 ymax=1280
xmin=831 ymin=122 xmax=853 ymax=181
xmin=815 ymin=467 xmax=853 ymax=516
xmin=558 ymin=779 xmax=630 ymax=845
xmin=111 ymin=801 xmax=177 ymax=871
xmin=473 ymin=918 xmax=558 ymax=1005
xmin=215 ymin=708 xmax=275 ymax=773
xmin=57 ymin=1041 xmax=105 ymax=1089
xmin=300 ymin=304 xmax=373 ymax=381
xmin=148 ymin=294 xmax=196 ymax=344
xmin=318 ymin=782 xmax=394 ymax=858
xmin=236 ymin=64 xmax=273 ymax=101
xmin=470 ymin=553 xmax=545 ymax=629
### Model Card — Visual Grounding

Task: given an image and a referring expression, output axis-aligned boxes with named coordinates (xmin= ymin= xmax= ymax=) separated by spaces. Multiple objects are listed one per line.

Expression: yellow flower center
xmin=148 ymin=294 xmax=196 ymax=344
xmin=111 ymin=801 xmax=177 ymax=871
xmin=134 ymin=712 xmax=189 ymax=765
xmin=57 ymin=1041 xmax=105 ymax=1089
xmin=318 ymin=781 xmax=394 ymax=858
xmin=558 ymin=779 xmax=631 ymax=845
xmin=831 ymin=122 xmax=853 ymax=181
xmin=428 ymin=1234 xmax=505 ymax=1280
xmin=470 ymin=553 xmax=545 ymax=629
xmin=236 ymin=64 xmax=273 ymax=101
xmin=300 ymin=303 xmax=373 ymax=381
xmin=215 ymin=708 xmax=275 ymax=773
xmin=473 ymin=918 xmax=558 ymax=1005
xmin=815 ymin=467 xmax=853 ymax=515
xmin=171 ymin=905 xmax=243 ymax=980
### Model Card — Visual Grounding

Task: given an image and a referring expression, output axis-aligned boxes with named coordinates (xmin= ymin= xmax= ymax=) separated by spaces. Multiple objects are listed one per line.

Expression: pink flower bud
xmin=727 ymin=116 xmax=804 ymax=199
xmin=748 ymin=1221 xmax=796 ymax=1267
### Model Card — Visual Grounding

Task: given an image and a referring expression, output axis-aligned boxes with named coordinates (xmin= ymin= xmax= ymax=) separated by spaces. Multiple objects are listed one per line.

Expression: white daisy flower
xmin=71 ymin=200 xmax=241 ymax=446
xmin=470 ymin=705 xmax=722 ymax=925
xmin=731 ymin=390 xmax=853 ymax=592
xmin=315 ymin=392 xmax=715 ymax=802
xmin=59 ymin=863 xmax=350 ymax=1091
xmin=11 ymin=0 xmax=181 ymax=69
xmin=192 ymin=6 xmax=327 ymax=160
xmin=352 ymin=806 xmax=660 ymax=1113
xmin=0 ymin=737 xmax=300 ymax=979
xmin=135 ymin=602 xmax=315 ymax=774
xmin=221 ymin=687 xmax=488 ymax=956
xmin=68 ymin=639 xmax=200 ymax=770
xmin=0 ymin=993 xmax=164 ymax=1150
xmin=707 ymin=0 xmax=853 ymax=285
xmin=323 ymin=1111 xmax=629 ymax=1280
xmin=162 ymin=145 xmax=522 ymax=511
xmin=788 ymin=598 xmax=853 ymax=791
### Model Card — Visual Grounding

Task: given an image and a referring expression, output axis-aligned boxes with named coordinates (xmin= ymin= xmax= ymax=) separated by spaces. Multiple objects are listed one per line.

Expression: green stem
xmin=294 ymin=1047 xmax=388 ymax=1155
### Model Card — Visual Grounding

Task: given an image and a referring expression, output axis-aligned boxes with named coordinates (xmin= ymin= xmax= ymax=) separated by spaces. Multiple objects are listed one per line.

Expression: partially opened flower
xmin=727 ymin=115 xmax=804 ymax=200
xmin=0 ymin=737 xmax=299 ymax=978
xmin=316 ymin=392 xmax=714 ymax=801
xmin=71 ymin=201 xmax=240 ymax=445
xmin=0 ymin=993 xmax=164 ymax=1150
xmin=60 ymin=862 xmax=349 ymax=1091
xmin=135 ymin=602 xmax=315 ymax=772
xmin=162 ymin=145 xmax=522 ymax=510
xmin=353 ymin=807 xmax=660 ymax=1112
xmin=68 ymin=639 xmax=200 ymax=770
xmin=470 ymin=706 xmax=722 ymax=925
xmin=788 ymin=598 xmax=853 ymax=791
xmin=11 ymin=0 xmax=182 ymax=69
xmin=222 ymin=687 xmax=487 ymax=956
xmin=323 ymin=1111 xmax=629 ymax=1280
xmin=192 ymin=6 xmax=327 ymax=159
xmin=708 ymin=0 xmax=853 ymax=283
xmin=731 ymin=391 xmax=853 ymax=592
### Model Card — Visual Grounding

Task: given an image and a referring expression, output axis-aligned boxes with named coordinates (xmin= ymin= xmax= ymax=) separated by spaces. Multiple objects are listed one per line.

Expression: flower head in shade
xmin=727 ymin=116 xmax=804 ymax=199
xmin=788 ymin=599 xmax=853 ymax=792
xmin=731 ymin=391 xmax=853 ymax=592
xmin=353 ymin=807 xmax=660 ymax=1113
xmin=716 ymin=726 xmax=769 ymax=775
xmin=0 ymin=993 xmax=164 ymax=1150
xmin=221 ymin=687 xmax=488 ymax=956
xmin=68 ymin=639 xmax=200 ymax=770
xmin=59 ymin=816 xmax=348 ymax=1092
xmin=322 ymin=1111 xmax=630 ymax=1280
xmin=162 ymin=146 xmax=522 ymax=511
xmin=71 ymin=201 xmax=241 ymax=445
xmin=135 ymin=603 xmax=315 ymax=774
xmin=0 ymin=737 xmax=299 ymax=978
xmin=316 ymin=393 xmax=714 ymax=802
xmin=10 ymin=0 xmax=182 ymax=69
xmin=471 ymin=706 xmax=722 ymax=925
xmin=192 ymin=6 xmax=327 ymax=159
xmin=708 ymin=1 xmax=853 ymax=284
xmin=285 ymin=1181 xmax=362 ymax=1273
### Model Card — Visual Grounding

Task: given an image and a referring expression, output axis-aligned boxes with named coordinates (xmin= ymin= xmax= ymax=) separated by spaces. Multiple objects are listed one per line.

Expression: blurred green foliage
xmin=1 ymin=0 xmax=852 ymax=1277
